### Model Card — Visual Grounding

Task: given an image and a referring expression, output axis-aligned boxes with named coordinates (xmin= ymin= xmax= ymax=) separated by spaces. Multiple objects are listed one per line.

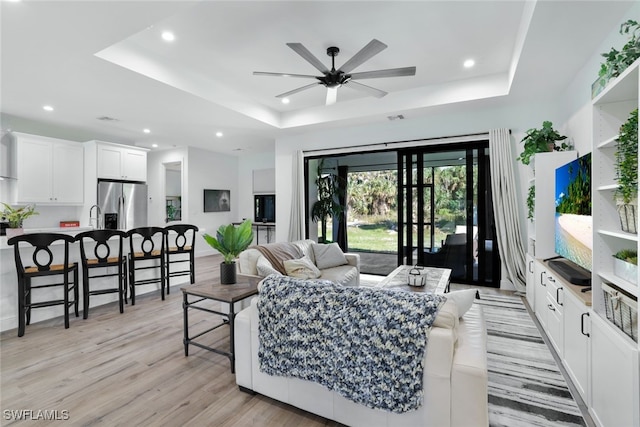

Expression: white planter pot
xmin=613 ymin=257 xmax=638 ymax=286
xmin=5 ymin=228 xmax=24 ymax=240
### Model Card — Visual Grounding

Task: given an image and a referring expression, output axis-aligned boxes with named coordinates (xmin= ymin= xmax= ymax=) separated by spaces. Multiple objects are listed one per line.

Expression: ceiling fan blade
xmin=325 ymin=87 xmax=338 ymax=105
xmin=345 ymin=81 xmax=387 ymax=98
xmin=349 ymin=66 xmax=416 ymax=80
xmin=275 ymin=82 xmax=322 ymax=98
xmin=286 ymin=43 xmax=330 ymax=74
xmin=253 ymin=71 xmax=320 ymax=79
xmin=338 ymin=39 xmax=387 ymax=74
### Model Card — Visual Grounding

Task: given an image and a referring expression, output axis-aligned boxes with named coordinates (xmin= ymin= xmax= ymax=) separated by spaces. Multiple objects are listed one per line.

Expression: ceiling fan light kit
xmin=253 ymin=39 xmax=416 ymax=105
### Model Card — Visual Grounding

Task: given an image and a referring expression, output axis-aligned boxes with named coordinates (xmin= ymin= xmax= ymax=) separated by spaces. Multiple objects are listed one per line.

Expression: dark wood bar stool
xmin=7 ymin=233 xmax=79 ymax=337
xmin=164 ymin=224 xmax=199 ymax=289
xmin=75 ymin=230 xmax=127 ymax=319
xmin=126 ymin=227 xmax=167 ymax=305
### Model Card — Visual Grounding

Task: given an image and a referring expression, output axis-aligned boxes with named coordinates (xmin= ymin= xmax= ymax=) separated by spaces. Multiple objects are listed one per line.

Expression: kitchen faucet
xmin=89 ymin=204 xmax=102 ymax=229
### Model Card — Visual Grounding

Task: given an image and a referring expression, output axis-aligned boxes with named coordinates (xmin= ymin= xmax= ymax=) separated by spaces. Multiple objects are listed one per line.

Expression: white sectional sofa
xmin=237 ymin=239 xmax=360 ymax=286
xmin=234 ymin=287 xmax=489 ymax=427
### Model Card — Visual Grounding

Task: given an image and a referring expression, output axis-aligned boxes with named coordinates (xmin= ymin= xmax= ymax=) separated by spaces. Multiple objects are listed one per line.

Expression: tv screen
xmin=554 ymin=153 xmax=592 ymax=272
xmin=254 ymin=194 xmax=275 ymax=222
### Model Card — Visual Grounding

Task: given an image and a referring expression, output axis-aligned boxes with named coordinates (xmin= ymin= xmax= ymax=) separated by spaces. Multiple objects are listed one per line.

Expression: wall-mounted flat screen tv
xmin=204 ymin=189 xmax=230 ymax=212
xmin=255 ymin=194 xmax=275 ymax=223
xmin=554 ymin=153 xmax=592 ymax=272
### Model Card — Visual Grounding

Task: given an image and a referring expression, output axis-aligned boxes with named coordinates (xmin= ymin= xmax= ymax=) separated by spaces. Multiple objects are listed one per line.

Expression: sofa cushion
xmin=319 ymin=265 xmax=358 ymax=286
xmin=312 ymin=243 xmax=348 ymax=269
xmin=256 ymin=255 xmax=282 ymax=277
xmin=239 ymin=248 xmax=262 ymax=275
xmin=445 ymin=289 xmax=477 ymax=318
xmin=433 ymin=298 xmax=459 ymax=330
xmin=283 ymin=256 xmax=322 ymax=279
xmin=292 ymin=240 xmax=317 ymax=264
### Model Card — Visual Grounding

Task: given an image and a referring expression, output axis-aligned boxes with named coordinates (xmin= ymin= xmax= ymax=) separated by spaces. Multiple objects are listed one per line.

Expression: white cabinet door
xmin=534 ymin=261 xmax=548 ymax=328
xmin=97 ymin=145 xmax=124 ymax=179
xmin=52 ymin=143 xmax=83 ymax=204
xmin=526 ymin=253 xmax=535 ymax=308
xmin=545 ymin=272 xmax=564 ymax=356
xmin=122 ymin=148 xmax=147 ymax=181
xmin=590 ymin=314 xmax=639 ymax=427
xmin=17 ymin=136 xmax=53 ymax=203
xmin=563 ymin=291 xmax=590 ymax=401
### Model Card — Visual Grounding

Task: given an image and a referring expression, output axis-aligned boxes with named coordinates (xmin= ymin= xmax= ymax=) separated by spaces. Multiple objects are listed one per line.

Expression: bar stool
xmin=164 ymin=224 xmax=199 ymax=289
xmin=127 ymin=227 xmax=167 ymax=305
xmin=8 ymin=233 xmax=79 ymax=337
xmin=75 ymin=230 xmax=127 ymax=319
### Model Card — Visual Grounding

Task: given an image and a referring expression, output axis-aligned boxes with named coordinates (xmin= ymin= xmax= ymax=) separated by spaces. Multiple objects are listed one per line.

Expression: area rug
xmin=476 ymin=292 xmax=586 ymax=427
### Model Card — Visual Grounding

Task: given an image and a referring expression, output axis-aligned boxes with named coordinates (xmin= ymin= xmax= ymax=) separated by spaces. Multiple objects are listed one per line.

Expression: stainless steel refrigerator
xmin=97 ymin=180 xmax=148 ymax=230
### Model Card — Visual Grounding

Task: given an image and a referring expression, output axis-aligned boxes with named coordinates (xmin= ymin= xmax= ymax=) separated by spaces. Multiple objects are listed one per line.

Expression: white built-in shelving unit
xmin=590 ymin=57 xmax=639 ymax=427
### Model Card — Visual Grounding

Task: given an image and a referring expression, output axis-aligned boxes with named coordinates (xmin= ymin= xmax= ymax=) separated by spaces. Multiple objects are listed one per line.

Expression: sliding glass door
xmin=397 ymin=142 xmax=500 ymax=286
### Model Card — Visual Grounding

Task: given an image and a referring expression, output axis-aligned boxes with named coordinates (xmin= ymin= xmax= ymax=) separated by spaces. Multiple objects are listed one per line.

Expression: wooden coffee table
xmin=181 ymin=279 xmax=258 ymax=373
xmin=375 ymin=265 xmax=451 ymax=293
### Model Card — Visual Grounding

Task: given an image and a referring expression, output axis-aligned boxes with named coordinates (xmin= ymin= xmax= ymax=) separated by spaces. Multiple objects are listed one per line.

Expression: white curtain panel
xmin=288 ymin=150 xmax=306 ymax=242
xmin=489 ymin=129 xmax=527 ymax=292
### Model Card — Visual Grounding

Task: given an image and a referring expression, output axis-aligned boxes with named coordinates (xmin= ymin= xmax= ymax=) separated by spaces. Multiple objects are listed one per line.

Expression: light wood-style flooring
xmin=0 ymin=255 xmax=341 ymax=426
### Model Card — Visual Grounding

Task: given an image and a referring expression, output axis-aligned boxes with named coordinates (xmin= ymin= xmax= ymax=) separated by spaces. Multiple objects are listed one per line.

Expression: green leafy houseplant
xmin=1 ymin=203 xmax=39 ymax=228
xmin=614 ymin=109 xmax=638 ymax=234
xmin=526 ymin=184 xmax=535 ymax=220
xmin=311 ymin=160 xmax=344 ymax=243
xmin=202 ymin=219 xmax=254 ymax=264
xmin=595 ymin=20 xmax=640 ymax=96
xmin=613 ymin=248 xmax=638 ymax=285
xmin=614 ymin=249 xmax=638 ymax=266
xmin=517 ymin=121 xmax=570 ymax=165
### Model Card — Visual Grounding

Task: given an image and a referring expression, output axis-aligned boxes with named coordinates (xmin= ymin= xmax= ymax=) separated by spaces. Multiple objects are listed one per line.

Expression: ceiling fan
xmin=253 ymin=39 xmax=416 ymax=105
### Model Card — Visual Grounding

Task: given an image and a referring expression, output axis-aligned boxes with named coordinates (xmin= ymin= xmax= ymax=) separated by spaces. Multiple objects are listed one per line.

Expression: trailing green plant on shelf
xmin=614 ymin=249 xmax=638 ymax=266
xmin=614 ymin=108 xmax=639 ymax=205
xmin=517 ymin=121 xmax=570 ymax=165
xmin=596 ymin=20 xmax=640 ymax=95
xmin=1 ymin=203 xmax=39 ymax=228
xmin=526 ymin=184 xmax=535 ymax=220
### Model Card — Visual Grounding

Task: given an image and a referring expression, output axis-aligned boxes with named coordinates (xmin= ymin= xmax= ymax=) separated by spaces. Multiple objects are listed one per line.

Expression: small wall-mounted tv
xmin=204 ymin=189 xmax=230 ymax=212
xmin=554 ymin=153 xmax=593 ymax=276
xmin=255 ymin=194 xmax=275 ymax=223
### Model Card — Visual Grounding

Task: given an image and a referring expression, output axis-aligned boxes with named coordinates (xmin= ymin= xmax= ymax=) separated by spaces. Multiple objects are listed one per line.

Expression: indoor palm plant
xmin=1 ymin=203 xmax=38 ymax=238
xmin=203 ymin=219 xmax=254 ymax=284
xmin=311 ymin=160 xmax=344 ymax=243
xmin=517 ymin=120 xmax=570 ymax=166
xmin=614 ymin=109 xmax=638 ymax=234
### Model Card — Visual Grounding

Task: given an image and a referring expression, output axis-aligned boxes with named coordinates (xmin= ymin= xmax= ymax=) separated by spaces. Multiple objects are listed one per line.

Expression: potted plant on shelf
xmin=517 ymin=120 xmax=570 ymax=166
xmin=614 ymin=109 xmax=638 ymax=234
xmin=202 ymin=219 xmax=254 ymax=284
xmin=593 ymin=19 xmax=640 ymax=98
xmin=1 ymin=203 xmax=38 ymax=238
xmin=613 ymin=249 xmax=637 ymax=285
xmin=526 ymin=184 xmax=535 ymax=220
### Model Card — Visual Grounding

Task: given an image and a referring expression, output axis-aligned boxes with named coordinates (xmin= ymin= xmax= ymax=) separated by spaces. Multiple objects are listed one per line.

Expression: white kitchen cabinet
xmin=526 ymin=253 xmax=535 ymax=308
xmin=563 ymin=288 xmax=590 ymax=401
xmin=534 ymin=260 xmax=548 ymax=328
xmin=545 ymin=270 xmax=564 ymax=357
xmin=15 ymin=132 xmax=84 ymax=205
xmin=97 ymin=143 xmax=147 ymax=181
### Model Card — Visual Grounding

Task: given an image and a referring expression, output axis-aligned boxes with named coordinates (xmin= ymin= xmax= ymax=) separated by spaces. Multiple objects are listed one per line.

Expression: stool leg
xmin=160 ymin=256 xmax=166 ymax=301
xmin=17 ymin=277 xmax=26 ymax=337
xmin=25 ymin=277 xmax=31 ymax=326
xmin=83 ymin=266 xmax=90 ymax=319
xmin=129 ymin=256 xmax=136 ymax=306
xmin=166 ymin=254 xmax=171 ymax=295
xmin=123 ymin=258 xmax=128 ymax=305
xmin=63 ymin=271 xmax=70 ymax=329
xmin=118 ymin=260 xmax=124 ymax=314
xmin=73 ymin=266 xmax=79 ymax=318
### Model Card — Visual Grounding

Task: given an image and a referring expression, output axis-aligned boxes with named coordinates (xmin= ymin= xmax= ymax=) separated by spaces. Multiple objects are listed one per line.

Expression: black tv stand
xmin=547 ymin=258 xmax=591 ymax=286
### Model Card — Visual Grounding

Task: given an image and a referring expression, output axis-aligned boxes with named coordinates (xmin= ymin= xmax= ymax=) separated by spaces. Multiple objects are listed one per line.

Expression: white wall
xmin=237 ymin=151 xmax=275 ymax=222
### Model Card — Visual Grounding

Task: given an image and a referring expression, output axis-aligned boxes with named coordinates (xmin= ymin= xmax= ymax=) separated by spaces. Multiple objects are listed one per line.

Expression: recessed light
xmin=143 ymin=129 xmax=151 ymax=134
xmin=463 ymin=59 xmax=475 ymax=68
xmin=43 ymin=105 xmax=54 ymax=111
xmin=162 ymin=31 xmax=175 ymax=42
xmin=282 ymin=98 xmax=290 ymax=104
xmin=216 ymin=131 xmax=223 ymax=138
xmin=152 ymin=143 xmax=158 ymax=148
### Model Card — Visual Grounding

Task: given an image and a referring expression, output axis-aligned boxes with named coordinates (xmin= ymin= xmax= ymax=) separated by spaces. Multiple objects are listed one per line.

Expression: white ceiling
xmin=0 ymin=1 xmax=635 ymax=155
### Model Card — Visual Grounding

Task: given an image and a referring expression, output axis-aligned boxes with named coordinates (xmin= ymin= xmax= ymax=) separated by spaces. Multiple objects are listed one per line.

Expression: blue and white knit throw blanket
xmin=257 ymin=275 xmax=445 ymax=413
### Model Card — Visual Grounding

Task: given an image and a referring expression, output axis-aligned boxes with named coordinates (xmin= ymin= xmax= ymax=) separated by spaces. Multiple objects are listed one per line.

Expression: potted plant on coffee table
xmin=1 ymin=203 xmax=38 ymax=238
xmin=517 ymin=120 xmax=570 ymax=166
xmin=613 ymin=248 xmax=638 ymax=285
xmin=614 ymin=109 xmax=638 ymax=234
xmin=203 ymin=219 xmax=254 ymax=284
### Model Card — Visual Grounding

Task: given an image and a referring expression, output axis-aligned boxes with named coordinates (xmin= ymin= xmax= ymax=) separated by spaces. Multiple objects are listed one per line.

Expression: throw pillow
xmin=256 ymin=255 xmax=282 ymax=277
xmin=312 ymin=242 xmax=348 ymax=270
xmin=283 ymin=256 xmax=322 ymax=279
xmin=445 ymin=289 xmax=477 ymax=318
